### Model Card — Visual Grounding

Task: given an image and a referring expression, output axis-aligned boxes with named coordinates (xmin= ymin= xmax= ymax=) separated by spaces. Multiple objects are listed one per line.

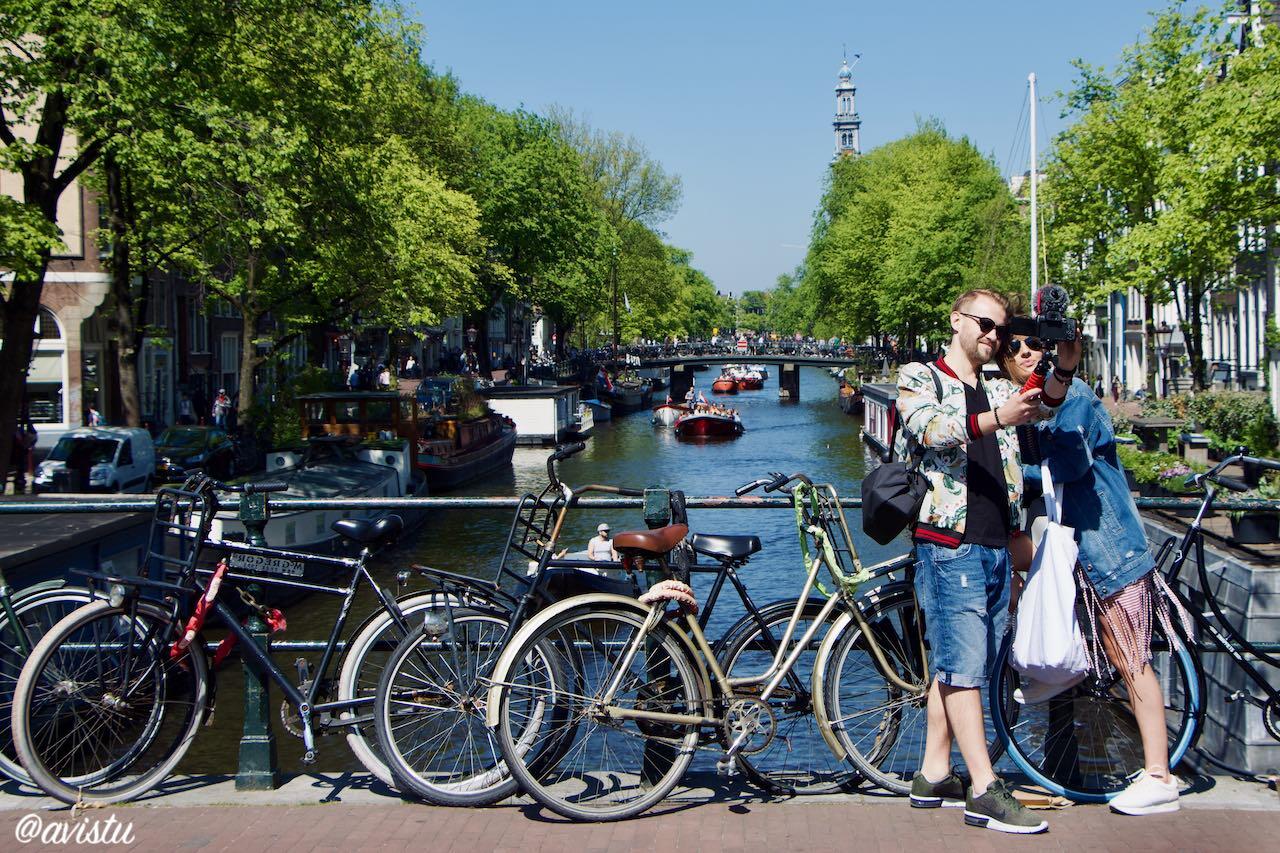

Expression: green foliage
xmin=1116 ymin=444 xmax=1205 ymax=491
xmin=1143 ymin=391 xmax=1279 ymax=455
xmin=249 ymin=365 xmax=341 ymax=449
xmin=804 ymin=121 xmax=1024 ymax=347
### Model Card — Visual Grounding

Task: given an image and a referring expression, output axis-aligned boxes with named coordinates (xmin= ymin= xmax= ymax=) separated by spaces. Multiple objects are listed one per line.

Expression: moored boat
xmin=582 ymin=397 xmax=613 ymax=421
xmin=839 ymin=382 xmax=864 ymax=415
xmin=414 ymin=379 xmax=518 ymax=490
xmin=567 ymin=403 xmax=595 ymax=438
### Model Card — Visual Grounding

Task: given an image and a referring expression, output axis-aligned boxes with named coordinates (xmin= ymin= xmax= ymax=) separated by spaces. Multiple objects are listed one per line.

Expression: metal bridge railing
xmin=3 ymin=492 xmax=1277 ymax=788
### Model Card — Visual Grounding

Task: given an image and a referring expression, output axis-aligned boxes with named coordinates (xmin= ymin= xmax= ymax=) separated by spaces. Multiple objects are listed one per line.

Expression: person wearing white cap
xmin=587 ymin=522 xmax=619 ymax=562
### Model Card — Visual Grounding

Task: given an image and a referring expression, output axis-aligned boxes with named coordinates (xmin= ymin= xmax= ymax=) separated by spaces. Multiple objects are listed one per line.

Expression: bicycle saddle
xmin=688 ymin=533 xmax=761 ymax=561
xmin=613 ymin=524 xmax=689 ymax=557
xmin=332 ymin=514 xmax=404 ymax=546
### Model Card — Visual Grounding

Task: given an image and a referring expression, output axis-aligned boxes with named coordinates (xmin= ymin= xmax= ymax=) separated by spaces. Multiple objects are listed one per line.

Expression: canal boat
xmin=582 ymin=396 xmax=613 ymax=422
xmin=839 ymin=382 xmax=864 ymax=415
xmin=651 ymin=402 xmax=690 ymax=427
xmin=566 ymin=403 xmax=595 ymax=438
xmin=414 ymin=379 xmax=518 ymax=490
xmin=483 ymin=384 xmax=582 ymax=445
xmin=711 ymin=374 xmax=739 ymax=394
xmin=674 ymin=406 xmax=744 ymax=439
xmin=602 ymin=370 xmax=654 ymax=414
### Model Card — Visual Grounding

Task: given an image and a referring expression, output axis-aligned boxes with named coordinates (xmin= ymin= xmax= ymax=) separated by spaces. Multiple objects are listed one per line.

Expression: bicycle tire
xmin=989 ymin=621 xmax=1200 ymax=803
xmin=12 ymin=599 xmax=209 ymax=804
xmin=0 ymin=586 xmax=97 ymax=784
xmin=714 ymin=597 xmax=860 ymax=795
xmin=374 ymin=606 xmax=550 ymax=806
xmin=816 ymin=584 xmax=1013 ymax=796
xmin=494 ymin=602 xmax=702 ymax=822
xmin=337 ymin=590 xmax=486 ymax=788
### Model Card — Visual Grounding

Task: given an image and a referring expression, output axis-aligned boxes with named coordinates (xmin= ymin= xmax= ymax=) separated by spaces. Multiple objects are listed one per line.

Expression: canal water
xmin=184 ymin=367 xmax=909 ymax=775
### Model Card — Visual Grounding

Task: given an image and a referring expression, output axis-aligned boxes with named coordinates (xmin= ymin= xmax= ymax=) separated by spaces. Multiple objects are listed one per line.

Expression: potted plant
xmin=1229 ymin=477 xmax=1280 ymax=544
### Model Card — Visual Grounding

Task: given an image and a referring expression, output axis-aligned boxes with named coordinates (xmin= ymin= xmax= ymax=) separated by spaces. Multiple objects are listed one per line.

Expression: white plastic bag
xmin=1010 ymin=461 xmax=1090 ymax=689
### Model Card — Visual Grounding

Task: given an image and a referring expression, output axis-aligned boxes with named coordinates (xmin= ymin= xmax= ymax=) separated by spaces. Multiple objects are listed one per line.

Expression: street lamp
xmin=1154 ymin=321 xmax=1173 ymax=398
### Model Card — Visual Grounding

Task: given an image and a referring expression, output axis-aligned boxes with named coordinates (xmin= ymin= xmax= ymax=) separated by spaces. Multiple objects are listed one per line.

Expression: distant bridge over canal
xmin=637 ymin=354 xmax=862 ymax=401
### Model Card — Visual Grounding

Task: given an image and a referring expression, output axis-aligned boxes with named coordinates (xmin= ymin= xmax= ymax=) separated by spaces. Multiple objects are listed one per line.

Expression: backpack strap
xmin=889 ymin=363 xmax=944 ymax=463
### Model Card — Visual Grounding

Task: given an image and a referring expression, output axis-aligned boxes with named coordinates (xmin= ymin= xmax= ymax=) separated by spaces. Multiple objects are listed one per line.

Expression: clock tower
xmin=833 ymin=54 xmax=861 ymax=159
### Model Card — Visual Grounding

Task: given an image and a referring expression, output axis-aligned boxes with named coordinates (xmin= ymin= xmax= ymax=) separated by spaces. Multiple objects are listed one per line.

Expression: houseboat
xmin=483 ymin=385 xmax=583 ymax=445
xmin=413 ymin=379 xmax=517 ymax=491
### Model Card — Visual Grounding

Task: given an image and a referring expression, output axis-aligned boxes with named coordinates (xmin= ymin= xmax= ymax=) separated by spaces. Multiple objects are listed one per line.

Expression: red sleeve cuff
xmin=968 ymin=413 xmax=982 ymax=439
xmin=1041 ymin=388 xmax=1066 ymax=408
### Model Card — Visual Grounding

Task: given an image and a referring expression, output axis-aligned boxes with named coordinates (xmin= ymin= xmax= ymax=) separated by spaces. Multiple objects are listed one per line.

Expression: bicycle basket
xmin=142 ymin=482 xmax=218 ymax=586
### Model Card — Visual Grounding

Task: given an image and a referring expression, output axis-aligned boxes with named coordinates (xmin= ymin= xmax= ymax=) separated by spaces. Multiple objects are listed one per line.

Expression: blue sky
xmin=406 ymin=1 xmax=1180 ymax=295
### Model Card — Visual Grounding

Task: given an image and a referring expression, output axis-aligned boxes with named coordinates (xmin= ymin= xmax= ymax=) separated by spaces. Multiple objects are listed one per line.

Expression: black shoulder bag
xmin=861 ymin=366 xmax=942 ymax=545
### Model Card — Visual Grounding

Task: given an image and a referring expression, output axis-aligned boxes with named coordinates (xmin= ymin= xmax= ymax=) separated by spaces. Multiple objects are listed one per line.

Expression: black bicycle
xmin=989 ymin=451 xmax=1280 ymax=802
xmin=8 ymin=472 xmax=439 ymax=804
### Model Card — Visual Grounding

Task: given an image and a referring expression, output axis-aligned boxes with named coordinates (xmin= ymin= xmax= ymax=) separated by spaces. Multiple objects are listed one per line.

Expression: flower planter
xmin=1124 ymin=468 xmax=1139 ymax=493
xmin=1229 ymin=512 xmax=1279 ymax=544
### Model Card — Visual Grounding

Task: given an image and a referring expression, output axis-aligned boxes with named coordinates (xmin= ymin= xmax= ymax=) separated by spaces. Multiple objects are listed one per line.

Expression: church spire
xmin=833 ymin=53 xmax=861 ymax=159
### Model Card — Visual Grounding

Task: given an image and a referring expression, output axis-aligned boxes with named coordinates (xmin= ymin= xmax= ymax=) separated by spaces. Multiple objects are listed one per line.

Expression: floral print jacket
xmin=893 ymin=359 xmax=1024 ymax=548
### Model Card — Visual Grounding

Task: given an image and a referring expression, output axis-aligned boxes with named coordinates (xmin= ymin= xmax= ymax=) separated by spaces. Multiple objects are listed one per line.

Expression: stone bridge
xmin=639 ymin=354 xmax=859 ymax=401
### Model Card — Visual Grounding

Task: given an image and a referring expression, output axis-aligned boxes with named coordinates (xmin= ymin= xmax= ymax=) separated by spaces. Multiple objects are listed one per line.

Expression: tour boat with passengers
xmin=673 ymin=403 xmax=744 ymax=439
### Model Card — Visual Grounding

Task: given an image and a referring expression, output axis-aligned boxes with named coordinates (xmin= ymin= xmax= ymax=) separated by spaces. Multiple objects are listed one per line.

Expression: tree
xmin=1043 ymin=3 xmax=1280 ymax=394
xmin=804 ymin=122 xmax=1021 ymax=350
xmin=0 ymin=0 xmax=207 ymax=472
xmin=549 ymin=108 xmax=682 ymax=349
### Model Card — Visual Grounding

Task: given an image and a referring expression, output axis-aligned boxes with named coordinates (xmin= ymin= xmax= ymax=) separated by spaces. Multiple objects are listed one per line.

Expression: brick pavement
xmin=0 ymin=788 xmax=1277 ymax=853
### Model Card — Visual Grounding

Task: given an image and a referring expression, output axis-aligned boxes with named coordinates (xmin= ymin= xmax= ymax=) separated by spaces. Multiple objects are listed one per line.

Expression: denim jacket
xmin=1023 ymin=378 xmax=1154 ymax=598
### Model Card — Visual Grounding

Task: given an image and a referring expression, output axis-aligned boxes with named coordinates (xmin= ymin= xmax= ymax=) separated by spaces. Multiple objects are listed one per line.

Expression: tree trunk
xmin=1144 ymin=296 xmax=1158 ymax=398
xmin=0 ymin=271 xmax=48 ymax=487
xmin=105 ymin=154 xmax=145 ymax=427
xmin=236 ymin=257 xmax=260 ymax=418
xmin=1184 ymin=278 xmax=1207 ymax=391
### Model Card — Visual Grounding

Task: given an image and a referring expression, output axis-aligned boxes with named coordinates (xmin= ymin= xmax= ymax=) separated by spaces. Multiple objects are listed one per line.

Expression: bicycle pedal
xmin=301 ymin=749 xmax=317 ymax=765
xmin=715 ymin=756 xmax=738 ymax=777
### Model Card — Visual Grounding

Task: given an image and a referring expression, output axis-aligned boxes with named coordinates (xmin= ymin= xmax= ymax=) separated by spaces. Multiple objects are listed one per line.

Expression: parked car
xmin=33 ymin=427 xmax=156 ymax=494
xmin=154 ymin=425 xmax=238 ymax=482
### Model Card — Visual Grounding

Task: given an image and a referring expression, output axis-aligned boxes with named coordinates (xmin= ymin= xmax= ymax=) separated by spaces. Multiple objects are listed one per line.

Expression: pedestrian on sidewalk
xmin=212 ymin=389 xmax=231 ymax=428
xmin=1001 ymin=335 xmax=1189 ymax=816
xmin=895 ymin=288 xmax=1065 ymax=834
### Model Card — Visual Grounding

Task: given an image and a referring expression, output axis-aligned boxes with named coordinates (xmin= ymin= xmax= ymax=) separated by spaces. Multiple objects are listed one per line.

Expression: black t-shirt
xmin=962 ymin=381 xmax=1011 ymax=547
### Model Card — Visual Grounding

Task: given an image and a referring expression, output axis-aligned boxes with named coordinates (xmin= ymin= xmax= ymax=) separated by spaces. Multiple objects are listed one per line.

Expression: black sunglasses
xmin=958 ymin=312 xmax=1009 ymax=337
xmin=1008 ymin=337 xmax=1045 ymax=355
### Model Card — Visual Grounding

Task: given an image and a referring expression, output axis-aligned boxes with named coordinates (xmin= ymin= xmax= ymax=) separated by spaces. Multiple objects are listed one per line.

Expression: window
xmin=118 ymin=440 xmax=133 ymax=465
xmin=35 ymin=307 xmax=62 ymax=339
xmin=188 ymin=299 xmax=208 ymax=353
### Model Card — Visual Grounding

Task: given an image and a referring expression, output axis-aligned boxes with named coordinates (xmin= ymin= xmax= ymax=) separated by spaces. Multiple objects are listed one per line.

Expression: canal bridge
xmin=637 ymin=354 xmax=861 ymax=401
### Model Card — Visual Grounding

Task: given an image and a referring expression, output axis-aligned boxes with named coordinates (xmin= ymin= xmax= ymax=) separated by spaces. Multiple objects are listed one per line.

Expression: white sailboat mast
xmin=1029 ymin=72 xmax=1039 ymax=306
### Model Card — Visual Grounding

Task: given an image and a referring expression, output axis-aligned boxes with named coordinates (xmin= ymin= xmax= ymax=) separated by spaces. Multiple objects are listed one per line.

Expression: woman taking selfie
xmin=1000 ymin=330 xmax=1189 ymax=816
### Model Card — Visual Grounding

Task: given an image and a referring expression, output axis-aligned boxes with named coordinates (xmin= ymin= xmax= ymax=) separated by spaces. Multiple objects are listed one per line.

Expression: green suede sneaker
xmin=909 ymin=770 xmax=967 ymax=808
xmin=964 ymin=780 xmax=1049 ymax=834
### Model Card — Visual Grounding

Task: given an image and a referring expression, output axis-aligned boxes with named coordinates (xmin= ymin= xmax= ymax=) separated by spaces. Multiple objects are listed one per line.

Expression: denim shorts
xmin=913 ymin=542 xmax=1010 ymax=689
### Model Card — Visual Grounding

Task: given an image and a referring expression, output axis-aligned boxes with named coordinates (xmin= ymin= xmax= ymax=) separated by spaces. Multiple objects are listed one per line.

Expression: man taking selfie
xmin=894 ymin=288 xmax=1078 ymax=834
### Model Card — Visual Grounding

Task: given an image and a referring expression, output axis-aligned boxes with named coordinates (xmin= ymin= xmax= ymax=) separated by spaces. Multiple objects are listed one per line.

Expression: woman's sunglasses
xmin=958 ymin=312 xmax=1010 ymax=337
xmin=1008 ymin=337 xmax=1045 ymax=355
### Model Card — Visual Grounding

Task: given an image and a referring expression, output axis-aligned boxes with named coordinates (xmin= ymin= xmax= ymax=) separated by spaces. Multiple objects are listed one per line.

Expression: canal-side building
xmin=832 ymin=54 xmax=861 ymax=159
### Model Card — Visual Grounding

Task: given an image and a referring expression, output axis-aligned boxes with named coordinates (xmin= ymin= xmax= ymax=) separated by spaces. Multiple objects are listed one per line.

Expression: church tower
xmin=832 ymin=54 xmax=861 ymax=159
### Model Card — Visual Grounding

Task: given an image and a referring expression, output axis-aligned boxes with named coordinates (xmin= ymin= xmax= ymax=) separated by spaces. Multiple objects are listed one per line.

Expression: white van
xmin=33 ymin=427 xmax=156 ymax=494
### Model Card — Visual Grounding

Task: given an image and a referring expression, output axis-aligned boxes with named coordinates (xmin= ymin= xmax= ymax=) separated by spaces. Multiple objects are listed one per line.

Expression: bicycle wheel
xmin=338 ymin=591 xmax=483 ymax=788
xmin=714 ymin=598 xmax=859 ymax=794
xmin=11 ymin=599 xmax=208 ymax=804
xmin=1 ymin=586 xmax=96 ymax=784
xmin=494 ymin=602 xmax=702 ymax=822
xmin=989 ymin=621 xmax=1200 ymax=803
xmin=375 ymin=605 xmax=552 ymax=806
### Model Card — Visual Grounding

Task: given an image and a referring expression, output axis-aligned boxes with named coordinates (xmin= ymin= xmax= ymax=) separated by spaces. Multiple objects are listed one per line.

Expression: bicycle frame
xmin=1158 ymin=482 xmax=1280 ymax=719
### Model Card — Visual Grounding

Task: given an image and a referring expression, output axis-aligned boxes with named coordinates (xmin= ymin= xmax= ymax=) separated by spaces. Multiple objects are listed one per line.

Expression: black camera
xmin=1008 ymin=284 xmax=1077 ymax=345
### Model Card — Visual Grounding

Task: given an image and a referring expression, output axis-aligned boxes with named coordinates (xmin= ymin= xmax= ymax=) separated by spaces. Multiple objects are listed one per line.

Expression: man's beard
xmin=959 ymin=334 xmax=991 ymax=365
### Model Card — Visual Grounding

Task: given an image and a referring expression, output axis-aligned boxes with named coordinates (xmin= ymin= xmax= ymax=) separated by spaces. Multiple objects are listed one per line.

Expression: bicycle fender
xmin=9 ymin=578 xmax=71 ymax=598
xmin=810 ymin=609 xmax=856 ymax=760
xmin=484 ymin=593 xmax=710 ymax=729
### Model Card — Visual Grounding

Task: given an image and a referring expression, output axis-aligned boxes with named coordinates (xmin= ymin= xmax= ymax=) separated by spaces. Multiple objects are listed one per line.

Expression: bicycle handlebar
xmin=1213 ymin=474 xmax=1252 ymax=493
xmin=207 ymin=477 xmax=289 ymax=494
xmin=734 ymin=477 xmax=772 ymax=496
xmin=1185 ymin=449 xmax=1280 ymax=493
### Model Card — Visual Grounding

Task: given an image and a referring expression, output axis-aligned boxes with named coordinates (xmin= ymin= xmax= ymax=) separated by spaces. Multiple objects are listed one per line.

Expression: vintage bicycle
xmin=481 ymin=472 xmax=941 ymax=821
xmin=989 ymin=451 xmax=1280 ymax=802
xmin=8 ymin=472 xmax=447 ymax=804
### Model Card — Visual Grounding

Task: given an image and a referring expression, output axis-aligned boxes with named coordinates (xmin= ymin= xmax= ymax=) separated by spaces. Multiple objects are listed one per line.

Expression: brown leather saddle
xmin=612 ymin=524 xmax=689 ymax=558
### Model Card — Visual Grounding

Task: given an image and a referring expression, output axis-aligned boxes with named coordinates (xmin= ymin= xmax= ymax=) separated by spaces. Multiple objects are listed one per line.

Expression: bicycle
xmin=0 ymin=569 xmax=98 ymax=784
xmin=8 ymin=472 xmax=444 ymax=804
xmin=988 ymin=451 xmax=1280 ymax=802
xmin=482 ymin=472 xmax=927 ymax=821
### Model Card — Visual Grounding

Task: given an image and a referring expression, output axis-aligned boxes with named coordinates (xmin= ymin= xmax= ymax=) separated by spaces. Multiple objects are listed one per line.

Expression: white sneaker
xmin=1109 ymin=770 xmax=1180 ymax=815
xmin=1014 ymin=674 xmax=1085 ymax=705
